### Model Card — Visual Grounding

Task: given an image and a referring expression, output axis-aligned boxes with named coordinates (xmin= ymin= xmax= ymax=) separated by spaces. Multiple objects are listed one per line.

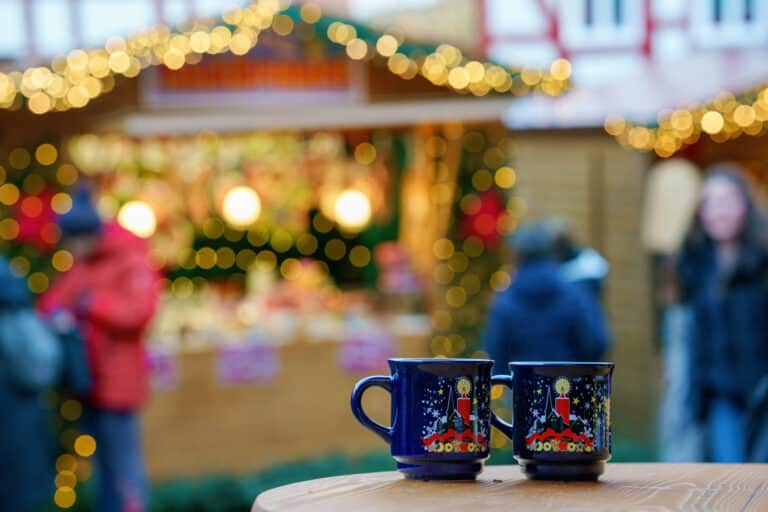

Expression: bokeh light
xmin=236 ymin=249 xmax=257 ymax=270
xmin=333 ymin=189 xmax=371 ymax=231
xmin=9 ymin=256 xmax=30 ymax=276
xmin=701 ymin=111 xmax=725 ymax=134
xmin=0 ymin=183 xmax=21 ymax=206
xmin=0 ymin=218 xmax=19 ymax=240
xmin=202 ymin=218 xmax=224 ymax=239
xmin=216 ymin=247 xmax=235 ymax=269
xmin=54 ymin=487 xmax=76 ymax=508
xmin=354 ymin=142 xmax=377 ymax=165
xmin=51 ymin=192 xmax=73 ymax=214
xmin=74 ymin=434 xmax=97 ymax=457
xmin=35 ymin=143 xmax=58 ymax=165
xmin=349 ymin=245 xmax=371 ymax=267
xmin=446 ymin=286 xmax=467 ymax=308
xmin=117 ymin=200 xmax=157 ymax=238
xmin=56 ymin=164 xmax=78 ymax=187
xmin=254 ymin=250 xmax=276 ymax=270
xmin=376 ymin=35 xmax=399 ymax=56
xmin=324 ymin=238 xmax=347 ymax=261
xmin=196 ymin=247 xmax=217 ymax=269
xmin=9 ymin=148 xmax=31 ymax=170
xmin=56 ymin=454 xmax=77 ymax=472
xmin=471 ymin=169 xmax=493 ymax=191
xmin=433 ymin=238 xmax=454 ymax=260
xmin=296 ymin=233 xmax=318 ymax=255
xmin=271 ymin=229 xmax=293 ymax=253
xmin=60 ymin=399 xmax=82 ymax=421
xmin=490 ymin=270 xmax=512 ymax=291
xmin=280 ymin=258 xmax=301 ymax=280
xmin=55 ymin=470 xmax=77 ymax=488
xmin=433 ymin=263 xmax=454 ymax=284
xmin=549 ymin=58 xmax=572 ymax=80
xmin=494 ymin=166 xmax=517 ymax=189
xmin=28 ymin=272 xmax=50 ymax=293
xmin=222 ymin=186 xmax=261 ymax=228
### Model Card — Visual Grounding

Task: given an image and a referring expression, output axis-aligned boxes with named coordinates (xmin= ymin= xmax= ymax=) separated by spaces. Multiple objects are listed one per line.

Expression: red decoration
xmin=422 ymin=428 xmax=487 ymax=447
xmin=12 ymin=188 xmax=58 ymax=251
xmin=526 ymin=427 xmax=594 ymax=448
xmin=459 ymin=190 xmax=505 ymax=248
xmin=457 ymin=396 xmax=471 ymax=425
xmin=555 ymin=396 xmax=571 ymax=424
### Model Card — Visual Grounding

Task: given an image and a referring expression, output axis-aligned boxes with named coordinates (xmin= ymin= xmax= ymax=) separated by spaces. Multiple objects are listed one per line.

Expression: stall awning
xmin=102 ymin=97 xmax=514 ymax=136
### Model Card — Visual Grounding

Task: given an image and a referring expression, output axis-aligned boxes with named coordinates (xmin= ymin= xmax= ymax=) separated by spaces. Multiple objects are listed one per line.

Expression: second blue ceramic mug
xmin=351 ymin=358 xmax=509 ymax=480
xmin=491 ymin=362 xmax=614 ymax=481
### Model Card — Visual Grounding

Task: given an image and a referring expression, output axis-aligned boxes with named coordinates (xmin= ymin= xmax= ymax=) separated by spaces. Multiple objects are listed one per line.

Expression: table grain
xmin=253 ymin=463 xmax=768 ymax=512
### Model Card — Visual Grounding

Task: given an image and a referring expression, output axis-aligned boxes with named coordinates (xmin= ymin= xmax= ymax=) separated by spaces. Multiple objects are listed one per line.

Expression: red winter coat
xmin=39 ymin=222 xmax=159 ymax=411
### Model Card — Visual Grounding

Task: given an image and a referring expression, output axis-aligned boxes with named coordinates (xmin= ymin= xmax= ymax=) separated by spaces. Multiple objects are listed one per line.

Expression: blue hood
xmin=0 ymin=257 xmax=31 ymax=308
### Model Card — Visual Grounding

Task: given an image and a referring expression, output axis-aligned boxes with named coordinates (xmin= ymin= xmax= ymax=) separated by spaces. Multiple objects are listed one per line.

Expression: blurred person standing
xmin=483 ymin=221 xmax=611 ymax=368
xmin=0 ymin=256 xmax=61 ymax=511
xmin=39 ymin=187 xmax=159 ymax=512
xmin=677 ymin=165 xmax=768 ymax=463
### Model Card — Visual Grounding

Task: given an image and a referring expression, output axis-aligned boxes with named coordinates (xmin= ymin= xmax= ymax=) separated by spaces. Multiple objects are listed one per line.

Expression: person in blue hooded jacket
xmin=483 ymin=221 xmax=611 ymax=369
xmin=0 ymin=256 xmax=57 ymax=511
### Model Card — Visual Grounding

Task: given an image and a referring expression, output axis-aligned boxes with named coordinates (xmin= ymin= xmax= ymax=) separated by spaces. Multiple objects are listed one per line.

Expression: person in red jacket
xmin=40 ymin=187 xmax=159 ymax=512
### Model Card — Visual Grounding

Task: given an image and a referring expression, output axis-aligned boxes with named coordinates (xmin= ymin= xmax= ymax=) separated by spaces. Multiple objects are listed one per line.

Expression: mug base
xmin=397 ymin=461 xmax=482 ymax=481
xmin=518 ymin=460 xmax=605 ymax=481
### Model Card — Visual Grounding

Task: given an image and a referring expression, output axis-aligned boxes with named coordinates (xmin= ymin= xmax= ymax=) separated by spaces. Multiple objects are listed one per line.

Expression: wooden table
xmin=253 ymin=464 xmax=768 ymax=512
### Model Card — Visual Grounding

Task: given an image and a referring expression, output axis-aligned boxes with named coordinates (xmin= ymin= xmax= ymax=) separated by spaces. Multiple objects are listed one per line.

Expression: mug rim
xmin=508 ymin=361 xmax=614 ymax=367
xmin=389 ymin=357 xmax=493 ymax=364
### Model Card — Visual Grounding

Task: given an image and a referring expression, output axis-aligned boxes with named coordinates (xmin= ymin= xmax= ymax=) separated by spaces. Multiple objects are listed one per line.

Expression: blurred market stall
xmin=0 ymin=0 xmax=560 ymax=486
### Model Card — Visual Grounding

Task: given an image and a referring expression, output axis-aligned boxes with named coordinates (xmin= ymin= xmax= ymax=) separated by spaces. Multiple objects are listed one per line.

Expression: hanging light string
xmin=604 ymin=83 xmax=768 ymax=157
xmin=0 ymin=1 xmax=570 ymax=116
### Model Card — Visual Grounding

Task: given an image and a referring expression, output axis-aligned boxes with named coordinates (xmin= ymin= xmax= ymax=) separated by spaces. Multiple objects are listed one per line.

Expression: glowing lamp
xmin=222 ymin=186 xmax=261 ymax=228
xmin=334 ymin=189 xmax=371 ymax=231
xmin=118 ymin=201 xmax=156 ymax=238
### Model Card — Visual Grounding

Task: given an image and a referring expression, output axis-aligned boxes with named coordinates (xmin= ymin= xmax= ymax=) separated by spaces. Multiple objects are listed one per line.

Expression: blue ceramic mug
xmin=351 ymin=358 xmax=507 ymax=480
xmin=491 ymin=362 xmax=614 ymax=481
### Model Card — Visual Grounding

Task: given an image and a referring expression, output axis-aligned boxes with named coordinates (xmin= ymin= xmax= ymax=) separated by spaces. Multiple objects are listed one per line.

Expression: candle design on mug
xmin=456 ymin=377 xmax=472 ymax=425
xmin=525 ymin=376 xmax=597 ymax=454
xmin=554 ymin=378 xmax=571 ymax=425
xmin=420 ymin=376 xmax=489 ymax=454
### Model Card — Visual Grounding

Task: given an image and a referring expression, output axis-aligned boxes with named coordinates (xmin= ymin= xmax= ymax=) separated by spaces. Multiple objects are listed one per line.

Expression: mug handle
xmin=490 ymin=374 xmax=515 ymax=440
xmin=351 ymin=376 xmax=393 ymax=444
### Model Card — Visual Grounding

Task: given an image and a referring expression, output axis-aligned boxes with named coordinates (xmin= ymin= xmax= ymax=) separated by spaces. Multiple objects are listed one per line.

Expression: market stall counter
xmin=142 ymin=317 xmax=430 ymax=481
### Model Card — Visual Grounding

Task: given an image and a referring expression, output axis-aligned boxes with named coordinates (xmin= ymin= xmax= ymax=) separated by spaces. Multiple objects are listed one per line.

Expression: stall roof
xmin=502 ymin=49 xmax=768 ymax=130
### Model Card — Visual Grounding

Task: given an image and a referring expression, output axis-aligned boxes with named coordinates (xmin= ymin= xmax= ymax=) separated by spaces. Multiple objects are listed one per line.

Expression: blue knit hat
xmin=509 ymin=221 xmax=558 ymax=263
xmin=58 ymin=186 xmax=102 ymax=237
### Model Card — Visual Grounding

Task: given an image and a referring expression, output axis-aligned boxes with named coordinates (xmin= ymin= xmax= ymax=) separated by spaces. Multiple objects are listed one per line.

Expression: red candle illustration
xmin=456 ymin=378 xmax=472 ymax=425
xmin=555 ymin=378 xmax=571 ymax=425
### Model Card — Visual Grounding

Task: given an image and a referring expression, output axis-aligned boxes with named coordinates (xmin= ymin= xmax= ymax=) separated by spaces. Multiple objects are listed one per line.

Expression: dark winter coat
xmin=0 ymin=258 xmax=55 ymax=512
xmin=678 ymin=242 xmax=768 ymax=419
xmin=483 ymin=260 xmax=611 ymax=370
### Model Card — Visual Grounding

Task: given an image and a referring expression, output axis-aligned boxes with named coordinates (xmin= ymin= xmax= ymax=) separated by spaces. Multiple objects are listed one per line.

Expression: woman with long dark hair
xmin=678 ymin=164 xmax=768 ymax=462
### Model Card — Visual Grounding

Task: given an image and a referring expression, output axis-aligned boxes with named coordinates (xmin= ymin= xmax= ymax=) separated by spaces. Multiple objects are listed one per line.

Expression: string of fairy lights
xmin=604 ymin=82 xmax=768 ymax=158
xmin=51 ymin=397 xmax=97 ymax=509
xmin=0 ymin=1 xmax=570 ymax=116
